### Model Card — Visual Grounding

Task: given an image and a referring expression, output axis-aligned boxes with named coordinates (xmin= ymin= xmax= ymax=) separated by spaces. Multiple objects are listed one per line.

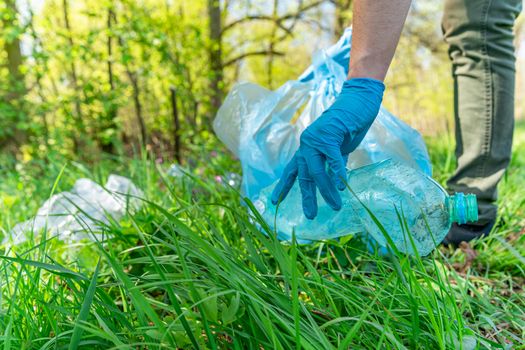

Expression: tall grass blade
xmin=68 ymin=259 xmax=101 ymax=350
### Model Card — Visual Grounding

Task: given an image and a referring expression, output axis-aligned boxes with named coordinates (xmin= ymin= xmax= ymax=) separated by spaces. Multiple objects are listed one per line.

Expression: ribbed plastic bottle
xmin=255 ymin=159 xmax=478 ymax=256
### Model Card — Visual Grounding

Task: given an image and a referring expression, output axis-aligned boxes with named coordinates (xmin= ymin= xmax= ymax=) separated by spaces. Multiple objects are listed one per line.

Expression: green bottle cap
xmin=447 ymin=193 xmax=478 ymax=224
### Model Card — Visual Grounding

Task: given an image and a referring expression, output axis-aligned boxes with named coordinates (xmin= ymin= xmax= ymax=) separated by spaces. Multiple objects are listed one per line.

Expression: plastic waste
xmin=213 ymin=27 xmax=432 ymax=201
xmin=256 ymin=159 xmax=478 ymax=256
xmin=218 ymin=172 xmax=241 ymax=188
xmin=167 ymin=164 xmax=185 ymax=177
xmin=4 ymin=175 xmax=142 ymax=245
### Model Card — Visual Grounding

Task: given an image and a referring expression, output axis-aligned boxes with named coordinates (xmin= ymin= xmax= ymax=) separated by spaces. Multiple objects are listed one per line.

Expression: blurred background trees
xmin=0 ymin=0 xmax=523 ymax=162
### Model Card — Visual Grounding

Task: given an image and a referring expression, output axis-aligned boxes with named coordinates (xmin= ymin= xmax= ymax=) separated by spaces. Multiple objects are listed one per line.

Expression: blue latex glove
xmin=271 ymin=78 xmax=385 ymax=219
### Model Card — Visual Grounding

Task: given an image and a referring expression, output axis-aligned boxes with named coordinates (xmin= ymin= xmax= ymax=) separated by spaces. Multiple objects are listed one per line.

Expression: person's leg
xmin=442 ymin=0 xmax=522 ymax=243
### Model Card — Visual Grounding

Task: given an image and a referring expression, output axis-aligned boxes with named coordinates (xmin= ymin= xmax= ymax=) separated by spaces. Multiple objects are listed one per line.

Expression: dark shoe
xmin=442 ymin=220 xmax=496 ymax=246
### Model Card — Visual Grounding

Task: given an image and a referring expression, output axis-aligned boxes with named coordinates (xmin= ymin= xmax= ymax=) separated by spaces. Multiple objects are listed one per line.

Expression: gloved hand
xmin=271 ymin=78 xmax=385 ymax=219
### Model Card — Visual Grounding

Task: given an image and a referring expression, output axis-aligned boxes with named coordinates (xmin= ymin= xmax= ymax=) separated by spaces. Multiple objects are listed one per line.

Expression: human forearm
xmin=272 ymin=0 xmax=412 ymax=218
xmin=348 ymin=0 xmax=411 ymax=81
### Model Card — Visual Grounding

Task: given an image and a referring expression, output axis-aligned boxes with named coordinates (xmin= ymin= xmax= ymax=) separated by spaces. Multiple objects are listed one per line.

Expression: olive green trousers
xmin=442 ymin=0 xmax=523 ymax=224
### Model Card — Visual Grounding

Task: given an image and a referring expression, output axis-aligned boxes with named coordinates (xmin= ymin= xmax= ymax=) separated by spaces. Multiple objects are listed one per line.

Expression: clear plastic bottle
xmin=255 ymin=159 xmax=478 ymax=256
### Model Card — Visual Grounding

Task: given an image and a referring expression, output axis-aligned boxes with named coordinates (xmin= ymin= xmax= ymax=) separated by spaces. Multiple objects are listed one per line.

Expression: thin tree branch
xmin=221 ymin=0 xmax=326 ymax=36
xmin=222 ymin=49 xmax=284 ymax=67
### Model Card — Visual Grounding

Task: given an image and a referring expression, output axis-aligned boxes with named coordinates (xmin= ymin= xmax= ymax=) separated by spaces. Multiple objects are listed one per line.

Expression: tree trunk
xmin=101 ymin=6 xmax=118 ymax=154
xmin=1 ymin=0 xmax=27 ymax=153
xmin=113 ymin=11 xmax=148 ymax=148
xmin=128 ymin=70 xmax=147 ymax=147
xmin=4 ymin=4 xmax=23 ymax=84
xmin=27 ymin=6 xmax=50 ymax=152
xmin=207 ymin=0 xmax=223 ymax=125
xmin=170 ymin=87 xmax=182 ymax=163
xmin=62 ymin=0 xmax=85 ymax=152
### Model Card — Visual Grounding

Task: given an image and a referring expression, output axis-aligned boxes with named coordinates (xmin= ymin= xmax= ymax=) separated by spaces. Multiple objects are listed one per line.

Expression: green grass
xmin=0 ymin=125 xmax=524 ymax=349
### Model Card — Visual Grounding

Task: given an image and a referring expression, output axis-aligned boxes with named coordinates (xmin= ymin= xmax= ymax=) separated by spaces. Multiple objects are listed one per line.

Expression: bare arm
xmin=272 ymin=0 xmax=412 ymax=217
xmin=349 ymin=0 xmax=412 ymax=81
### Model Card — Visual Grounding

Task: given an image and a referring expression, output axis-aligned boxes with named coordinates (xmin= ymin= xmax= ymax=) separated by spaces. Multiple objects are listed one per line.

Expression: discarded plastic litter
xmin=4 ymin=175 xmax=142 ymax=245
xmin=167 ymin=164 xmax=185 ymax=177
xmin=257 ymin=159 xmax=478 ymax=256
xmin=212 ymin=28 xmax=472 ymax=255
xmin=213 ymin=28 xmax=432 ymax=201
xmin=219 ymin=172 xmax=241 ymax=188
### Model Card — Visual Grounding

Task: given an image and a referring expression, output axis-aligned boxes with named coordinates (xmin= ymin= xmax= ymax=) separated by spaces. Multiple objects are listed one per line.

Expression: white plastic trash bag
xmin=4 ymin=174 xmax=142 ymax=245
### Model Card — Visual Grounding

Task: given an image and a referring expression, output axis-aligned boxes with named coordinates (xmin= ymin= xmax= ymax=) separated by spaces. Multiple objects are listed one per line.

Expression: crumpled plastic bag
xmin=3 ymin=174 xmax=142 ymax=245
xmin=213 ymin=28 xmax=432 ymax=201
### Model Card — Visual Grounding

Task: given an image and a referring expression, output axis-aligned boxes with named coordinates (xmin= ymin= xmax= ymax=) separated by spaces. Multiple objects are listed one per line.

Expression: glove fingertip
xmin=336 ymin=168 xmax=347 ymax=192
xmin=300 ymin=186 xmax=318 ymax=219
xmin=329 ymin=193 xmax=342 ymax=211
xmin=271 ymin=186 xmax=282 ymax=205
xmin=305 ymin=212 xmax=316 ymax=220
xmin=304 ymin=206 xmax=317 ymax=220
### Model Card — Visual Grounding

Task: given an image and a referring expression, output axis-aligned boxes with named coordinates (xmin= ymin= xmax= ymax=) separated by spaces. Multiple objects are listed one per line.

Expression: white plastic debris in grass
xmin=4 ymin=175 xmax=143 ymax=245
xmin=167 ymin=164 xmax=185 ymax=177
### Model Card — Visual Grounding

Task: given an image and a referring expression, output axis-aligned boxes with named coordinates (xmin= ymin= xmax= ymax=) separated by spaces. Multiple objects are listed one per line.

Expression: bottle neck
xmin=447 ymin=193 xmax=478 ymax=225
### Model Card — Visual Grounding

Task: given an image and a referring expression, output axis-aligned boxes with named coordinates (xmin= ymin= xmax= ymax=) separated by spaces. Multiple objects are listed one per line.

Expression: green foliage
xmin=2 ymin=0 xmax=340 ymax=159
xmin=2 ymin=0 xmax=500 ymax=161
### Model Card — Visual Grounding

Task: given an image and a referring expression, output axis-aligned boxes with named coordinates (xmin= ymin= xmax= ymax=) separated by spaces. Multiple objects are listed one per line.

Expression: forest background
xmin=1 ymin=0 xmax=523 ymax=163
